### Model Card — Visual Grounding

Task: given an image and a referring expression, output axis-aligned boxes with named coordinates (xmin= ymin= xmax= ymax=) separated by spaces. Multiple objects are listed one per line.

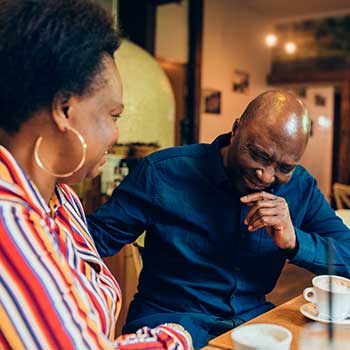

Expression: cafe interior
xmin=4 ymin=0 xmax=349 ymax=349
xmin=73 ymin=0 xmax=350 ymax=346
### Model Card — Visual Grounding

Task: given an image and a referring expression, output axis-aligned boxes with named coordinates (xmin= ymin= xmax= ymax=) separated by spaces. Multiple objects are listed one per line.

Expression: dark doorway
xmin=332 ymin=89 xmax=341 ymax=188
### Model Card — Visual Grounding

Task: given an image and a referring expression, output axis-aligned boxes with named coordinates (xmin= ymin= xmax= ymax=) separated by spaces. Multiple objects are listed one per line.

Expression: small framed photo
xmin=233 ymin=69 xmax=249 ymax=94
xmin=202 ymin=89 xmax=221 ymax=114
xmin=296 ymin=87 xmax=307 ymax=98
xmin=315 ymin=94 xmax=326 ymax=106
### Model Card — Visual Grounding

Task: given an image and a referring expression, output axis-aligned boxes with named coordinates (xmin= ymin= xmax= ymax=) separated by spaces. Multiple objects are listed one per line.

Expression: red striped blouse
xmin=0 ymin=146 xmax=191 ymax=350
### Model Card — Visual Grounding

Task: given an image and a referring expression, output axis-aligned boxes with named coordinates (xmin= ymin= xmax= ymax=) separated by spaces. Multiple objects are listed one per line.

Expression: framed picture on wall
xmin=296 ymin=87 xmax=307 ymax=98
xmin=232 ymin=69 xmax=249 ymax=94
xmin=315 ymin=94 xmax=326 ymax=106
xmin=202 ymin=89 xmax=221 ymax=114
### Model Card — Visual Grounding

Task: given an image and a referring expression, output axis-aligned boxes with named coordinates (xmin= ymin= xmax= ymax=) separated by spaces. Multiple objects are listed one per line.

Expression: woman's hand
xmin=162 ymin=323 xmax=194 ymax=350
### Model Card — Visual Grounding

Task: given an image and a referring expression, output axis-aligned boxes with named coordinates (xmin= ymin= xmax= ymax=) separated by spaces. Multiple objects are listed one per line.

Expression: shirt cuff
xmin=287 ymin=227 xmax=316 ymax=264
xmin=281 ymin=239 xmax=299 ymax=260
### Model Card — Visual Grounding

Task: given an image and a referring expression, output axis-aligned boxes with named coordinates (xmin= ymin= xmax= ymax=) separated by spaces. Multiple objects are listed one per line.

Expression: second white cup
xmin=303 ymin=275 xmax=350 ymax=320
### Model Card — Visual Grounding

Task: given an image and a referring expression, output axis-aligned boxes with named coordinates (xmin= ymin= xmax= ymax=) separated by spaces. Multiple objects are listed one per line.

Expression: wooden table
xmin=335 ymin=209 xmax=350 ymax=228
xmin=202 ymin=295 xmax=308 ymax=350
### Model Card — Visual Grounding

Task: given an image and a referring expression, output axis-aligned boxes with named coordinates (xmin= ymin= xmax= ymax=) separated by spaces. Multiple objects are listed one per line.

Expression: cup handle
xmin=303 ymin=287 xmax=317 ymax=304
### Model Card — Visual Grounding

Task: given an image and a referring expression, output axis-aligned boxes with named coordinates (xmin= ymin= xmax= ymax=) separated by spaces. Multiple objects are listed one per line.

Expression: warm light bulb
xmin=285 ymin=42 xmax=297 ymax=55
xmin=265 ymin=34 xmax=278 ymax=47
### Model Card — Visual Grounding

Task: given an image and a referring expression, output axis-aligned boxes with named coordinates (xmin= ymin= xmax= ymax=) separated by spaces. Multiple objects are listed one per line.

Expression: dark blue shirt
xmin=88 ymin=134 xmax=350 ymax=349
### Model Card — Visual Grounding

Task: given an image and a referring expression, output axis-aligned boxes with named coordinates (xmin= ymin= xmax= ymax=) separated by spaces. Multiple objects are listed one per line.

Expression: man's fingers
xmin=244 ymin=203 xmax=279 ymax=225
xmin=247 ymin=214 xmax=282 ymax=232
xmin=240 ymin=191 xmax=277 ymax=204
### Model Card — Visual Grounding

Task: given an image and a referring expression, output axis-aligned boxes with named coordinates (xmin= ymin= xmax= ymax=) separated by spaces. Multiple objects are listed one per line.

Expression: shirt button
xmin=234 ymin=265 xmax=241 ymax=272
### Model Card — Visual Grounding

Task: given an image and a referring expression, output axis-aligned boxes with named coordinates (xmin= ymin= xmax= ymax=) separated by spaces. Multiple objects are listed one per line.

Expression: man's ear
xmin=51 ymin=91 xmax=73 ymax=132
xmin=232 ymin=118 xmax=240 ymax=136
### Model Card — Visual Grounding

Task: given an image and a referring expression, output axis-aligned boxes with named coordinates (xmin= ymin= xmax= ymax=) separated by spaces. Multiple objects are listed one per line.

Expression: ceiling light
xmin=265 ymin=34 xmax=278 ymax=47
xmin=285 ymin=42 xmax=297 ymax=55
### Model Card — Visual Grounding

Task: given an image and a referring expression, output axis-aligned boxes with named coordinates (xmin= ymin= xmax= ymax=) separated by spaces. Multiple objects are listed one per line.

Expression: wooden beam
xmin=267 ymin=69 xmax=350 ymax=85
xmin=184 ymin=0 xmax=203 ymax=144
xmin=267 ymin=57 xmax=350 ymax=85
xmin=118 ymin=0 xmax=156 ymax=54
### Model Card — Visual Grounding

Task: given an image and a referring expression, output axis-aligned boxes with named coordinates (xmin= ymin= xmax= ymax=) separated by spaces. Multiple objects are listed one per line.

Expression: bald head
xmin=240 ymin=90 xmax=311 ymax=147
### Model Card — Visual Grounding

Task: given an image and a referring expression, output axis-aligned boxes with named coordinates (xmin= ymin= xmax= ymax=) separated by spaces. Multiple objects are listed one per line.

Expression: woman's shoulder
xmin=0 ymin=184 xmax=32 ymax=215
xmin=0 ymin=188 xmax=50 ymax=251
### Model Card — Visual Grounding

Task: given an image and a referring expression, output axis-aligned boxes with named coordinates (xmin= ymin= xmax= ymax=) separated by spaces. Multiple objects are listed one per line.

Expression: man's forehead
xmin=245 ymin=130 xmax=302 ymax=163
xmin=243 ymin=121 xmax=273 ymax=140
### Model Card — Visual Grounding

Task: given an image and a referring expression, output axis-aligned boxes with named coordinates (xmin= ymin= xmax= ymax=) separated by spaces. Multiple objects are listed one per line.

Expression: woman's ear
xmin=51 ymin=91 xmax=72 ymax=132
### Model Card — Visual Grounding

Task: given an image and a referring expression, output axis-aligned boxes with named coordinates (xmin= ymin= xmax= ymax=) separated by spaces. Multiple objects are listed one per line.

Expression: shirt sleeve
xmin=117 ymin=326 xmax=192 ymax=350
xmin=0 ymin=203 xmax=191 ymax=350
xmin=289 ymin=178 xmax=350 ymax=277
xmin=87 ymin=158 xmax=156 ymax=258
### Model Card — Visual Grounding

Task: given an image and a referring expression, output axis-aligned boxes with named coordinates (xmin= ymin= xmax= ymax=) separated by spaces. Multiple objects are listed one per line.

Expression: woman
xmin=0 ymin=0 xmax=192 ymax=349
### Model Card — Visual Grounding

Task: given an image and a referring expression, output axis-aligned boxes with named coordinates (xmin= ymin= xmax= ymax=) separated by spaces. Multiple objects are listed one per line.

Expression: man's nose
xmin=256 ymin=166 xmax=275 ymax=184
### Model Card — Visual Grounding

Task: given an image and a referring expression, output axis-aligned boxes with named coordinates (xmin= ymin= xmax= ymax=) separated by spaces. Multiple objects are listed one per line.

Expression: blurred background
xmin=83 ymin=0 xmax=350 ymax=335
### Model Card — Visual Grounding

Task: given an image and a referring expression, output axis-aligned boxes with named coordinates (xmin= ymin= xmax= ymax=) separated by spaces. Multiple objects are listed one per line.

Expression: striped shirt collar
xmin=0 ymin=145 xmax=65 ymax=217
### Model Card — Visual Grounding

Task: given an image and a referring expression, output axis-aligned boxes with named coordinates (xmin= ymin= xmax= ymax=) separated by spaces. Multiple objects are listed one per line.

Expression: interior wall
xmin=298 ymin=86 xmax=335 ymax=200
xmin=200 ymin=0 xmax=273 ymax=143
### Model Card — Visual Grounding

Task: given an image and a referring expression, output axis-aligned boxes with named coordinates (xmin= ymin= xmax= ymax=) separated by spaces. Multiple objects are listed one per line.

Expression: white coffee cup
xmin=303 ymin=275 xmax=350 ymax=320
xmin=231 ymin=323 xmax=292 ymax=350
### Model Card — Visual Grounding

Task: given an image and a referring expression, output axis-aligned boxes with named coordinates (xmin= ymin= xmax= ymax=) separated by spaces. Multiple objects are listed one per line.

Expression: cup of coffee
xmin=303 ymin=275 xmax=350 ymax=320
xmin=231 ymin=323 xmax=292 ymax=350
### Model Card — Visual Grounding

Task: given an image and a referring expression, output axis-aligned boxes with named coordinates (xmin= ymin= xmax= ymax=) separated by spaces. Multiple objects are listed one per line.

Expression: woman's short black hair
xmin=0 ymin=0 xmax=121 ymax=133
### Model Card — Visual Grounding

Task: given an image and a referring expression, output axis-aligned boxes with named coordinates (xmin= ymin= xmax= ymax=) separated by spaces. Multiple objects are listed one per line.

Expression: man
xmin=88 ymin=90 xmax=350 ymax=349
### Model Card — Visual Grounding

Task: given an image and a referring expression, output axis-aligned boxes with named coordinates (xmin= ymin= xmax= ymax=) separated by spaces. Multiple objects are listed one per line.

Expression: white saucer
xmin=300 ymin=303 xmax=350 ymax=325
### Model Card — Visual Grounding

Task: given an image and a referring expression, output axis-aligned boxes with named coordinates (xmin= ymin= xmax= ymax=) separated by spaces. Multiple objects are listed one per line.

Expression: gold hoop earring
xmin=34 ymin=126 xmax=87 ymax=178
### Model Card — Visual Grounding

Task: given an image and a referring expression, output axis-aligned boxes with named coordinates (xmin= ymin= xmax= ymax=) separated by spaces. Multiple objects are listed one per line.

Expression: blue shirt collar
xmin=209 ymin=132 xmax=231 ymax=186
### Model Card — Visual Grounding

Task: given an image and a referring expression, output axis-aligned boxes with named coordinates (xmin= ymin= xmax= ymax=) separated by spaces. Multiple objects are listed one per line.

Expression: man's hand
xmin=240 ymin=191 xmax=297 ymax=251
